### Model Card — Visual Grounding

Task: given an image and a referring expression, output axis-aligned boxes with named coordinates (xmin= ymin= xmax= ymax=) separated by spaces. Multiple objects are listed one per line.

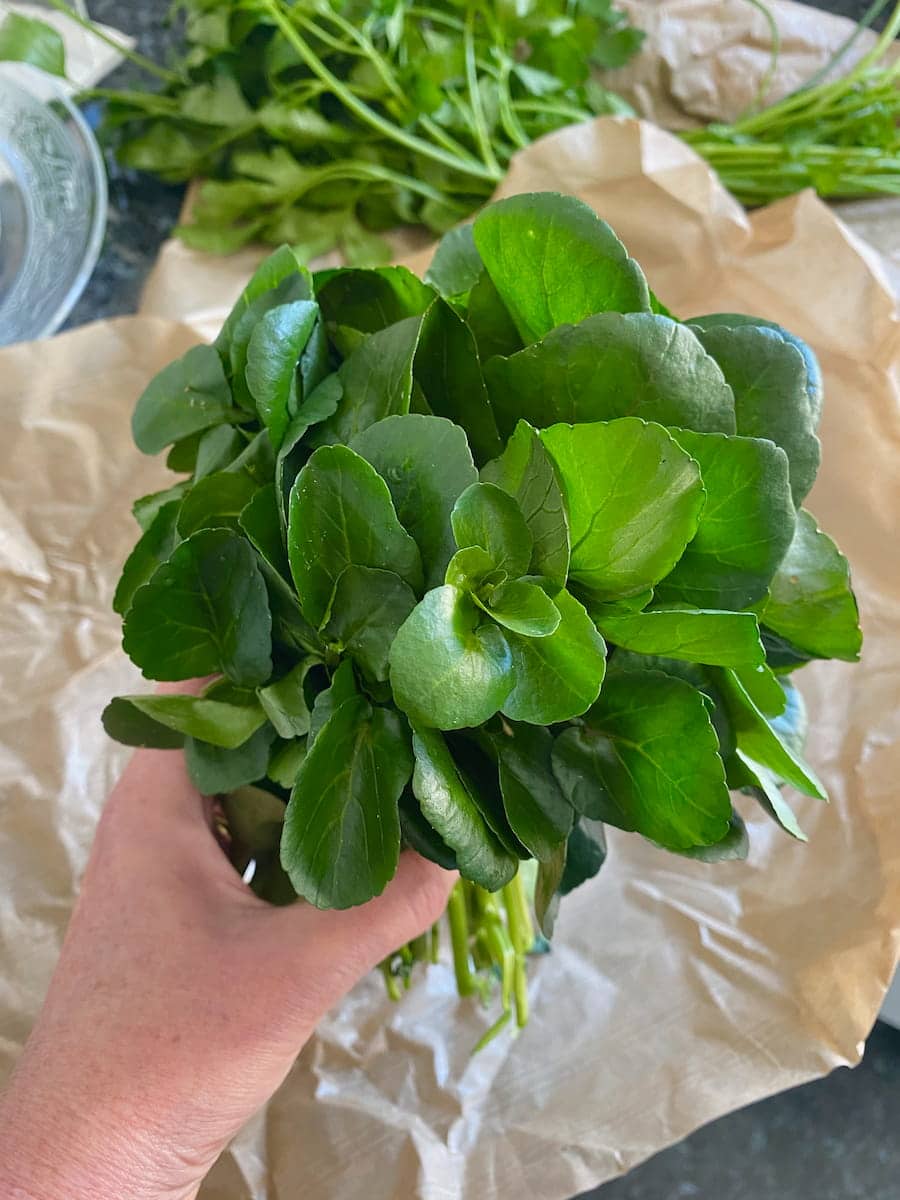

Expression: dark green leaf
xmin=246 ymin=300 xmax=319 ymax=448
xmin=481 ymin=420 xmax=570 ymax=587
xmin=482 ymin=579 xmax=561 ymax=637
xmin=758 ymin=509 xmax=861 ymax=661
xmin=322 ymin=565 xmax=417 ymax=682
xmin=465 ymin=270 xmax=522 ymax=362
xmin=104 ymin=692 xmax=266 ymax=748
xmin=215 ymin=245 xmax=311 ymax=357
xmin=541 ymin=419 xmax=704 ymax=601
xmin=113 ymin=499 xmax=181 ymax=617
xmin=282 ymin=697 xmax=411 ymax=908
xmin=535 ymin=842 xmax=566 ymax=936
xmin=257 ymin=660 xmax=315 ymax=738
xmin=656 ymin=429 xmax=796 ymax=610
xmin=495 ymin=724 xmax=574 ymax=860
xmin=411 ymin=725 xmax=517 ymax=890
xmin=315 ymin=266 xmax=434 ymax=332
xmin=267 ymin=738 xmax=308 ymax=789
xmin=413 ymin=300 xmax=503 ymax=464
xmin=315 ymin=316 xmax=424 ymax=445
xmin=502 ymin=588 xmax=606 ymax=724
xmin=275 ymin=374 xmax=343 ymax=517
xmin=558 ymin=819 xmax=607 ymax=895
xmin=666 ymin=812 xmax=749 ymax=862
xmin=307 ymin=658 xmax=357 ymax=746
xmin=0 ymin=13 xmax=65 ymax=76
xmin=123 ymin=528 xmax=272 ymax=686
xmin=593 ymin=607 xmax=765 ymax=668
xmin=424 ymin=224 xmax=483 ymax=299
xmin=715 ymin=667 xmax=826 ymax=799
xmin=473 ymin=192 xmax=649 ymax=343
xmin=223 ymin=785 xmax=285 ymax=856
xmin=186 ymin=724 xmax=276 ymax=795
xmin=451 ymin=482 xmax=532 ymax=577
xmin=399 ymin=791 xmax=459 ymax=870
xmin=288 ymin=444 xmax=423 ymax=626
xmin=689 ymin=324 xmax=820 ymax=505
xmin=132 ymin=345 xmax=237 ymax=455
xmin=239 ymin=482 xmax=290 ymax=579
xmin=195 ymin=426 xmax=246 ymax=479
xmin=390 ymin=586 xmax=513 ymax=729
xmin=553 ymin=669 xmax=732 ymax=848
xmin=132 ymin=482 xmax=190 ymax=532
xmin=102 ymin=696 xmax=184 ymax=749
xmin=176 ymin=470 xmax=258 ymax=537
xmin=485 ymin=314 xmax=735 ymax=437
xmin=351 ymin=413 xmax=478 ymax=589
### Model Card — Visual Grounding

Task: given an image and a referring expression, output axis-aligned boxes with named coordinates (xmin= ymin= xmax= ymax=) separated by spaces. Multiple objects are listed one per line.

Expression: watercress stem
xmin=448 ymin=881 xmax=475 ymax=996
xmin=44 ymin=0 xmax=181 ymax=84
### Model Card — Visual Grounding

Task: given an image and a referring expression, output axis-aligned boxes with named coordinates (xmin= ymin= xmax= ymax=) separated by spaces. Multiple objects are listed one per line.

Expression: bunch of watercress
xmin=104 ymin=191 xmax=860 ymax=1037
xmin=86 ymin=0 xmax=639 ymax=259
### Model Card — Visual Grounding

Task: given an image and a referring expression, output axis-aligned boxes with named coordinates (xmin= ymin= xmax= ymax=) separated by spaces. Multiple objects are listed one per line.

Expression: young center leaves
xmin=107 ymin=192 xmax=859 ymax=971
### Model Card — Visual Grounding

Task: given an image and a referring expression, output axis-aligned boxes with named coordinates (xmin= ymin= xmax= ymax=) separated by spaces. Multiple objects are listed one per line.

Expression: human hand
xmin=0 ymin=694 xmax=455 ymax=1200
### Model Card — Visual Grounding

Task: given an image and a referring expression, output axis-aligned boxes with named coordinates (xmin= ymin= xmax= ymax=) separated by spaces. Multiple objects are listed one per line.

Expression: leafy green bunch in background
xmin=93 ymin=0 xmax=640 ymax=259
xmin=104 ymin=191 xmax=860 ymax=1042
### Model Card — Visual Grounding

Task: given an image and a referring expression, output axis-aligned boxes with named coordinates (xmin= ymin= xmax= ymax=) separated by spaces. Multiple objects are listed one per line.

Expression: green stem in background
xmin=429 ymin=921 xmax=440 ymax=964
xmin=801 ymin=0 xmax=894 ymax=89
xmin=380 ymin=959 xmax=402 ymax=1001
xmin=464 ymin=8 xmax=502 ymax=176
xmin=738 ymin=0 xmax=782 ymax=114
xmin=502 ymin=871 xmax=535 ymax=957
xmin=43 ymin=0 xmax=181 ymax=84
xmin=262 ymin=0 xmax=502 ymax=184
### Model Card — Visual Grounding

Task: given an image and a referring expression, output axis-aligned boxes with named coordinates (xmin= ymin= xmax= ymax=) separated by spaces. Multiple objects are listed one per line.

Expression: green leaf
xmin=656 ymin=429 xmax=796 ymax=611
xmin=732 ymin=750 xmax=808 ymax=841
xmin=689 ymin=324 xmax=820 ymax=505
xmin=101 ymin=697 xmax=184 ymax=749
xmin=223 ymin=785 xmax=285 ymax=856
xmin=351 ymin=414 xmax=478 ymax=589
xmin=424 ymin=224 xmax=483 ymax=299
xmin=495 ymin=724 xmax=574 ymax=860
xmin=413 ymin=300 xmax=503 ymax=465
xmin=0 ymin=13 xmax=65 ymax=76
xmin=444 ymin=546 xmax=499 ymax=591
xmin=411 ymin=726 xmax=517 ymax=890
xmin=472 ymin=192 xmax=650 ymax=343
xmin=132 ymin=482 xmax=190 ymax=532
xmin=541 ymin=419 xmax=705 ymax=601
xmin=315 ymin=266 xmax=434 ymax=333
xmin=132 ymin=345 xmax=237 ymax=455
xmin=246 ymin=300 xmax=319 ymax=448
xmin=239 ymin=482 xmax=290 ymax=580
xmin=306 ymin=661 xmax=356 ymax=748
xmin=552 ymin=669 xmax=732 ymax=849
xmin=399 ymin=792 xmax=459 ymax=871
xmin=484 ymin=314 xmax=735 ymax=438
xmin=451 ymin=482 xmax=532 ymax=578
xmin=194 ymin=426 xmax=246 ymax=479
xmin=465 ymin=271 xmax=522 ymax=362
xmin=593 ymin=607 xmax=765 ymax=667
xmin=667 ymin=812 xmax=749 ymax=862
xmin=176 ymin=470 xmax=258 ymax=538
xmin=502 ymin=588 xmax=606 ymax=724
xmin=257 ymin=660 xmax=315 ymax=738
xmin=281 ymin=696 xmax=411 ymax=908
xmin=390 ymin=586 xmax=513 ymax=730
xmin=113 ymin=499 xmax=181 ymax=617
xmin=734 ymin=662 xmax=787 ymax=717
xmin=186 ymin=724 xmax=276 ymax=796
xmin=322 ymin=566 xmax=417 ymax=682
xmin=267 ymin=738 xmax=308 ymax=789
xmin=688 ymin=313 xmax=822 ymax=426
xmin=481 ymin=421 xmax=570 ymax=587
xmin=315 ymin=316 xmax=423 ymax=445
xmin=275 ymin=375 xmax=343 ymax=518
xmin=288 ymin=444 xmax=423 ymax=627
xmin=229 ymin=273 xmax=315 ymax=413
xmin=216 ymin=245 xmax=310 ymax=358
xmin=535 ymin=842 xmax=566 ymax=936
xmin=715 ymin=668 xmax=826 ymax=800
xmin=758 ymin=509 xmax=861 ymax=662
xmin=482 ymin=579 xmax=560 ymax=637
xmin=123 ymin=528 xmax=273 ymax=686
xmin=105 ymin=692 xmax=266 ymax=749
xmin=558 ymin=818 xmax=607 ymax=895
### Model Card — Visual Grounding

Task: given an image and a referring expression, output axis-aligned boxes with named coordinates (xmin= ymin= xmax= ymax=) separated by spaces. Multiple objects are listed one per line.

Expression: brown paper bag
xmin=1 ymin=114 xmax=898 ymax=1200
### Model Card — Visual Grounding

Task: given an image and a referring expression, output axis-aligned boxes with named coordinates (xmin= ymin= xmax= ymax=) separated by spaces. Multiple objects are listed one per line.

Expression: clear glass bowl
xmin=0 ymin=61 xmax=107 ymax=344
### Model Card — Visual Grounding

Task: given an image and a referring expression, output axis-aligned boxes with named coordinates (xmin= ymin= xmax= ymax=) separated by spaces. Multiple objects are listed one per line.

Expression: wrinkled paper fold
xmin=1 ymin=5 xmax=899 ymax=1199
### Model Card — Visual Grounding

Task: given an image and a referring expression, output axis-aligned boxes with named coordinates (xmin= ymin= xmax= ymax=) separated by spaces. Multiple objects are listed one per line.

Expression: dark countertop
xmin=68 ymin=3 xmax=900 ymax=1199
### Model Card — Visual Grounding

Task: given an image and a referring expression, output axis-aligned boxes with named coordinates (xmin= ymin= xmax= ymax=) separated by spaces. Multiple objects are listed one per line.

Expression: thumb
xmin=267 ymin=852 xmax=457 ymax=1014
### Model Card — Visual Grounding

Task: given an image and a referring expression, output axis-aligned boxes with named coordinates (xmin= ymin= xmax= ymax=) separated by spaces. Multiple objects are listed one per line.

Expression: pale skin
xmin=0 ymin=725 xmax=455 ymax=1200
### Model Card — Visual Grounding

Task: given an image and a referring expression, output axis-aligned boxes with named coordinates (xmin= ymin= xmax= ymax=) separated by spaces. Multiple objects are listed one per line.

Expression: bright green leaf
xmin=495 ymin=724 xmax=574 ymax=860
xmin=176 ymin=470 xmax=258 ymax=537
xmin=482 ymin=579 xmax=561 ymax=637
xmin=593 ymin=607 xmax=765 ymax=667
xmin=451 ymin=482 xmax=532 ymax=577
xmin=246 ymin=300 xmax=319 ymax=448
xmin=322 ymin=565 xmax=417 ymax=682
xmin=132 ymin=345 xmax=237 ymax=455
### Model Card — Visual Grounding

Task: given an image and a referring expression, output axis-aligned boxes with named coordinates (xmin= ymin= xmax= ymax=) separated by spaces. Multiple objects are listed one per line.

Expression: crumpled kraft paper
xmin=1 ymin=115 xmax=898 ymax=1200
